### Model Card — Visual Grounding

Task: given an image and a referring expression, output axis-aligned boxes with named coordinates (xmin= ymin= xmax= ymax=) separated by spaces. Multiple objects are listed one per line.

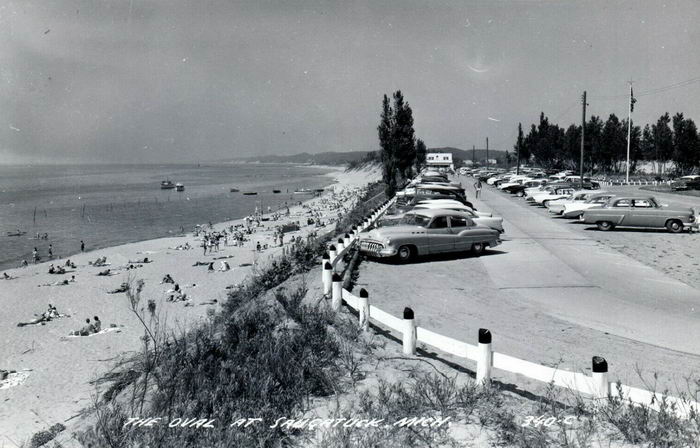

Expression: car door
xmin=426 ymin=215 xmax=454 ymax=253
xmin=631 ymin=198 xmax=663 ymax=227
xmin=448 ymin=215 xmax=471 ymax=251
xmin=611 ymin=199 xmax=632 ymax=224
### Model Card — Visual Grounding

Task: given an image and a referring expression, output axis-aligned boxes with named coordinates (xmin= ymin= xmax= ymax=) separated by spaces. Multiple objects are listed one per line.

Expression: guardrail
xmin=321 ymin=195 xmax=699 ymax=419
xmin=596 ymin=180 xmax=673 ymax=187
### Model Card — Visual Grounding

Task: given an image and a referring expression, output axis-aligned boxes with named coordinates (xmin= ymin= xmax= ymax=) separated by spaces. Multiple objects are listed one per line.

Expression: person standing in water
xmin=80 ymin=240 xmax=85 ymax=252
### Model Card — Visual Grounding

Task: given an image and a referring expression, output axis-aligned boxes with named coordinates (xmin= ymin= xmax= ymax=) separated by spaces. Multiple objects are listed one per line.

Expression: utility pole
xmin=625 ymin=80 xmax=634 ymax=183
xmin=472 ymin=145 xmax=476 ymax=166
xmin=580 ymin=91 xmax=587 ymax=189
xmin=516 ymin=123 xmax=521 ymax=175
xmin=486 ymin=137 xmax=489 ymax=169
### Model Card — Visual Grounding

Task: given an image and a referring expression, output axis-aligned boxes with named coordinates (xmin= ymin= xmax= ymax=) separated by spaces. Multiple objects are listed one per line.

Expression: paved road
xmin=357 ymin=177 xmax=700 ymax=390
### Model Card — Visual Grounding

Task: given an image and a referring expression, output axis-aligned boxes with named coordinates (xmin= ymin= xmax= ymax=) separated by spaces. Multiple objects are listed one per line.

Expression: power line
xmin=591 ymin=76 xmax=700 ymax=100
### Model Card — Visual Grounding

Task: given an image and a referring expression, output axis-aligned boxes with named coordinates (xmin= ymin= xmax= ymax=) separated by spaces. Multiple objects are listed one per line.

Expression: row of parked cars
xmin=358 ymin=170 xmax=504 ymax=262
xmin=488 ymin=171 xmax=699 ymax=233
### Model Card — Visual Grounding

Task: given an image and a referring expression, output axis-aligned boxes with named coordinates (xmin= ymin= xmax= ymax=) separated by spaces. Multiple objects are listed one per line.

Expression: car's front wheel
xmin=396 ymin=245 xmax=415 ymax=263
xmin=471 ymin=242 xmax=485 ymax=256
xmin=666 ymin=219 xmax=684 ymax=233
xmin=596 ymin=221 xmax=615 ymax=231
xmin=516 ymin=191 xmax=524 ymax=197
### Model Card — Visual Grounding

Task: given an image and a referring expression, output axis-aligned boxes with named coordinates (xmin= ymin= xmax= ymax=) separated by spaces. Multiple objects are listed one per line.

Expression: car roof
xmin=414 ymin=203 xmax=470 ymax=210
xmin=608 ymin=196 xmax=655 ymax=201
xmin=416 ymin=184 xmax=462 ymax=191
xmin=406 ymin=208 xmax=472 ymax=218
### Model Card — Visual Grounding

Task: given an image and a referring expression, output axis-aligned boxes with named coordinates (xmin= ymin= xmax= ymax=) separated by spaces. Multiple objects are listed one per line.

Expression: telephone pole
xmin=625 ymin=81 xmax=634 ymax=183
xmin=516 ymin=123 xmax=521 ymax=175
xmin=580 ymin=91 xmax=587 ymax=189
xmin=486 ymin=137 xmax=489 ymax=169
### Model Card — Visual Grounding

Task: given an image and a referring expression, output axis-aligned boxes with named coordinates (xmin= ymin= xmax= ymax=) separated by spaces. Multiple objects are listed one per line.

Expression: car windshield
xmin=398 ymin=214 xmax=431 ymax=227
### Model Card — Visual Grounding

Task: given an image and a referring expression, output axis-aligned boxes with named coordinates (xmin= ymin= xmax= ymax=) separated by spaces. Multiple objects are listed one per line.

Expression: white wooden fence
xmin=322 ymin=198 xmax=700 ymax=419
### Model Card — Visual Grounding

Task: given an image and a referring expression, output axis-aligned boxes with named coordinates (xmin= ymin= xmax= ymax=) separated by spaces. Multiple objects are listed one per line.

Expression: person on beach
xmin=80 ymin=240 xmax=85 ymax=252
xmin=256 ymin=241 xmax=262 ymax=252
xmin=70 ymin=318 xmax=93 ymax=336
xmin=32 ymin=248 xmax=39 ymax=264
xmin=202 ymin=239 xmax=208 ymax=255
xmin=17 ymin=304 xmax=59 ymax=327
xmin=3 ymin=273 xmax=16 ymax=280
xmin=92 ymin=316 xmax=101 ymax=333
xmin=474 ymin=179 xmax=482 ymax=199
xmin=161 ymin=274 xmax=174 ymax=284
xmin=208 ymin=262 xmax=214 ymax=272
xmin=48 ymin=244 xmax=53 ymax=259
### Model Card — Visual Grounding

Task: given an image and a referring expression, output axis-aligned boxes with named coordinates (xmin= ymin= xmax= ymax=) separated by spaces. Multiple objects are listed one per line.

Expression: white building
xmin=426 ymin=152 xmax=454 ymax=170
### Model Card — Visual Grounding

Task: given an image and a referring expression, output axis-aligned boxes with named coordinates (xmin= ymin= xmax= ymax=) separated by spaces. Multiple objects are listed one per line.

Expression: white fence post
xmin=321 ymin=251 xmax=330 ymax=268
xmin=476 ymin=328 xmax=493 ymax=385
xmin=328 ymin=244 xmax=337 ymax=261
xmin=322 ymin=262 xmax=333 ymax=296
xmin=331 ymin=273 xmax=343 ymax=311
xmin=359 ymin=288 xmax=370 ymax=332
xmin=402 ymin=307 xmax=416 ymax=355
xmin=343 ymin=233 xmax=351 ymax=247
xmin=336 ymin=238 xmax=345 ymax=253
xmin=591 ymin=356 xmax=609 ymax=400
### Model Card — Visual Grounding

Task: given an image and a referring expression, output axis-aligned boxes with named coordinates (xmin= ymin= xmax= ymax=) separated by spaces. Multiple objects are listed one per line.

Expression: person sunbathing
xmin=17 ymin=305 xmax=59 ymax=327
xmin=2 ymin=273 xmax=16 ymax=280
xmin=161 ymin=274 xmax=175 ymax=284
xmin=107 ymin=282 xmax=129 ymax=294
xmin=69 ymin=318 xmax=94 ymax=336
xmin=128 ymin=257 xmax=151 ymax=263
xmin=97 ymin=269 xmax=111 ymax=276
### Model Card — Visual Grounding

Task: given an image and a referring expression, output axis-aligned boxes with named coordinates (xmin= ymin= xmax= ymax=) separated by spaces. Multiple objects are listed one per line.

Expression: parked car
xmin=412 ymin=203 xmax=504 ymax=233
xmin=529 ymin=186 xmax=576 ymax=206
xmin=672 ymin=175 xmax=700 ymax=191
xmin=581 ymin=196 xmax=698 ymax=232
xmin=546 ymin=191 xmax=608 ymax=215
xmin=359 ymin=209 xmax=502 ymax=262
xmin=504 ymin=179 xmax=547 ymax=196
xmin=561 ymin=192 xmax=616 ymax=219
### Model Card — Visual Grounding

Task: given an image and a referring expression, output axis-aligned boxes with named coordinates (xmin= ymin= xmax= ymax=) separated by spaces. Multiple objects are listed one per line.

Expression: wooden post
xmin=321 ymin=251 xmax=330 ymax=267
xmin=331 ymin=273 xmax=343 ymax=311
xmin=359 ymin=288 xmax=370 ymax=332
xmin=336 ymin=238 xmax=345 ymax=253
xmin=402 ymin=307 xmax=416 ymax=355
xmin=343 ymin=233 xmax=351 ymax=247
xmin=328 ymin=244 xmax=337 ymax=261
xmin=476 ymin=328 xmax=492 ymax=385
xmin=322 ymin=262 xmax=333 ymax=296
xmin=591 ymin=356 xmax=609 ymax=400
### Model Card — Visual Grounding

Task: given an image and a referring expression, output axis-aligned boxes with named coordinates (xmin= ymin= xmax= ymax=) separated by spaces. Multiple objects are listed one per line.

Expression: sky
xmin=1 ymin=0 xmax=699 ymax=164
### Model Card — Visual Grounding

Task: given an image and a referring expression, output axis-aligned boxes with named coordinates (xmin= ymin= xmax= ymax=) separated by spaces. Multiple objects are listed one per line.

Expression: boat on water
xmin=161 ymin=180 xmax=176 ymax=190
xmin=6 ymin=230 xmax=27 ymax=237
xmin=230 ymin=188 xmax=240 ymax=192
xmin=314 ymin=188 xmax=325 ymax=193
xmin=272 ymin=189 xmax=281 ymax=194
xmin=242 ymin=192 xmax=257 ymax=196
xmin=175 ymin=183 xmax=185 ymax=192
xmin=294 ymin=188 xmax=313 ymax=194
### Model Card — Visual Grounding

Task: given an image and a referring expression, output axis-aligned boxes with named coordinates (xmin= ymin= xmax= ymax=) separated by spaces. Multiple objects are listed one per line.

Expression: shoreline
xmin=0 ymin=165 xmax=380 ymax=444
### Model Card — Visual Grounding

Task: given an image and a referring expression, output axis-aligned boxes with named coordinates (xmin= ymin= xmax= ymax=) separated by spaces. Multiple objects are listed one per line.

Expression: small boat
xmin=314 ymin=188 xmax=325 ymax=193
xmin=230 ymin=188 xmax=240 ymax=192
xmin=6 ymin=230 xmax=27 ymax=237
xmin=272 ymin=189 xmax=281 ymax=194
xmin=294 ymin=188 xmax=312 ymax=194
xmin=175 ymin=183 xmax=185 ymax=192
xmin=242 ymin=192 xmax=258 ymax=196
xmin=161 ymin=180 xmax=175 ymax=189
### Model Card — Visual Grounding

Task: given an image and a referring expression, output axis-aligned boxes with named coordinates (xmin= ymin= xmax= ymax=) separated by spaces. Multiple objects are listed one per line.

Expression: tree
xmin=377 ymin=94 xmax=397 ymax=196
xmin=392 ymin=91 xmax=416 ymax=180
xmin=514 ymin=123 xmax=524 ymax=172
xmin=652 ymin=113 xmax=673 ymax=174
xmin=415 ymin=139 xmax=427 ymax=170
xmin=672 ymin=113 xmax=700 ymax=174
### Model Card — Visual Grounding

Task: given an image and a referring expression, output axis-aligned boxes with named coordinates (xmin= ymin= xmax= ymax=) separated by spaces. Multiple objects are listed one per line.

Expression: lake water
xmin=0 ymin=163 xmax=334 ymax=270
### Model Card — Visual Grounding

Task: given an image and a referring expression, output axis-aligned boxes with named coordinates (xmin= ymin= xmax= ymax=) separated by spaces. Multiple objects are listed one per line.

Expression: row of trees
xmin=513 ymin=112 xmax=700 ymax=175
xmin=378 ymin=91 xmax=427 ymax=195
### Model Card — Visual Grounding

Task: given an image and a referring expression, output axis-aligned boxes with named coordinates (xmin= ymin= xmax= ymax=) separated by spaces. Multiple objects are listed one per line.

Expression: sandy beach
xmin=0 ymin=165 xmax=380 ymax=445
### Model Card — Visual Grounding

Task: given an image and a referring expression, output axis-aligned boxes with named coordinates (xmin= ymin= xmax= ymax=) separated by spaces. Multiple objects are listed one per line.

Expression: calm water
xmin=0 ymin=163 xmax=333 ymax=270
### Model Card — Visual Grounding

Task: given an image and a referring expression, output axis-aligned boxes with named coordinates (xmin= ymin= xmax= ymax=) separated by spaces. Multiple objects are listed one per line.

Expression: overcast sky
xmin=1 ymin=0 xmax=699 ymax=164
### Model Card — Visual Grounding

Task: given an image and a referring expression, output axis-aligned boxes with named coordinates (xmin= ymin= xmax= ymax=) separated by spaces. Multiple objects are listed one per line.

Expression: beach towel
xmin=65 ymin=327 xmax=122 ymax=338
xmin=0 ymin=370 xmax=31 ymax=390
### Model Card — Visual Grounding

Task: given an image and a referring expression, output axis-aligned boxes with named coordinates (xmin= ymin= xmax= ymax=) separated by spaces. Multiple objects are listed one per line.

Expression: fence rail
xmin=322 ymin=194 xmax=699 ymax=419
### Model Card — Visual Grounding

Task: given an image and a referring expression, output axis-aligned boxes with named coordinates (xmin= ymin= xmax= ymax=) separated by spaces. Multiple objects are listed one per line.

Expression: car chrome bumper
xmin=359 ymin=240 xmax=397 ymax=257
xmin=683 ymin=222 xmax=699 ymax=232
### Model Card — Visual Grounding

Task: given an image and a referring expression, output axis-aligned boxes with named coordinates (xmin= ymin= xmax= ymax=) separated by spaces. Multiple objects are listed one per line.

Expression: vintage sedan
xmin=360 ymin=209 xmax=501 ymax=262
xmin=581 ymin=196 xmax=698 ymax=232
xmin=561 ymin=192 xmax=616 ymax=218
xmin=547 ymin=191 xmax=609 ymax=215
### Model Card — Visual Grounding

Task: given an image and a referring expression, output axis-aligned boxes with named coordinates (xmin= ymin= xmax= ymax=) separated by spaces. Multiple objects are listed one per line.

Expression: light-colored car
xmin=547 ymin=191 xmax=608 ymax=215
xmin=529 ymin=186 xmax=576 ymax=206
xmin=360 ymin=209 xmax=502 ymax=262
xmin=581 ymin=196 xmax=698 ymax=232
xmin=412 ymin=203 xmax=504 ymax=233
xmin=561 ymin=193 xmax=616 ymax=219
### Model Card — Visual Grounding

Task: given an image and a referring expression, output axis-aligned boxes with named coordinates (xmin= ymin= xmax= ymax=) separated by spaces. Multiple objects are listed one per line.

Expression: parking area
xmin=356 ymin=174 xmax=700 ymax=392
